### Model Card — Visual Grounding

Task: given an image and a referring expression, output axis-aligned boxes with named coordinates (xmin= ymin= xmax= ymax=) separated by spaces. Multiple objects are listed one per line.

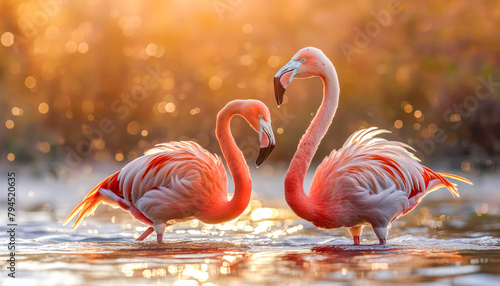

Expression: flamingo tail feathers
xmin=439 ymin=172 xmax=473 ymax=185
xmin=422 ymin=167 xmax=472 ymax=199
xmin=64 ymin=173 xmax=118 ymax=230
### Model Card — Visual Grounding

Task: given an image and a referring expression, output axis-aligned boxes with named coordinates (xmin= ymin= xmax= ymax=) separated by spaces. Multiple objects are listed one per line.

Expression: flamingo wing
xmin=309 ymin=128 xmax=471 ymax=226
xmin=311 ymin=128 xmax=424 ymax=196
xmin=117 ymin=141 xmax=229 ymax=223
xmin=64 ymin=141 xmax=228 ymax=229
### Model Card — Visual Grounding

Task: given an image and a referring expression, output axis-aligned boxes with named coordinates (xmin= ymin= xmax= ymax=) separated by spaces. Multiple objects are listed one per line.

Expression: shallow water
xmin=2 ymin=166 xmax=500 ymax=285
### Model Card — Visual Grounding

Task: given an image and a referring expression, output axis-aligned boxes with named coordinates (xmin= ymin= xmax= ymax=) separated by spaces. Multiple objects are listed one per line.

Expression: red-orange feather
xmin=64 ymin=172 xmax=120 ymax=230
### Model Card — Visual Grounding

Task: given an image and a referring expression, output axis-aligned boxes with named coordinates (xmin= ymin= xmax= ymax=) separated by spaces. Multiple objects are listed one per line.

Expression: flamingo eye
xmin=258 ymin=114 xmax=263 ymax=119
xmin=300 ymin=58 xmax=307 ymax=63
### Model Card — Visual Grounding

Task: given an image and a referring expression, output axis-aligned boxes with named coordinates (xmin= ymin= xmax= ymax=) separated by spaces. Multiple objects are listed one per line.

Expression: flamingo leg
xmin=154 ymin=223 xmax=166 ymax=242
xmin=348 ymin=225 xmax=364 ymax=245
xmin=117 ymin=197 xmax=156 ymax=241
xmin=136 ymin=227 xmax=154 ymax=241
xmin=117 ymin=198 xmax=153 ymax=226
xmin=373 ymin=226 xmax=388 ymax=245
xmin=353 ymin=236 xmax=360 ymax=245
xmin=116 ymin=197 xmax=130 ymax=210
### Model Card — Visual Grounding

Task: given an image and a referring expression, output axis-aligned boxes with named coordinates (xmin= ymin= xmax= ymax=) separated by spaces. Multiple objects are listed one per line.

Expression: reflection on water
xmin=2 ymin=171 xmax=500 ymax=285
xmin=4 ymin=200 xmax=500 ymax=286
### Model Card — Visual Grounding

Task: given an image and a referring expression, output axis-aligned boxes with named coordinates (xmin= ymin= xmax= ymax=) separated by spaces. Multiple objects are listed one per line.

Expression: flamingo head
xmin=274 ymin=47 xmax=330 ymax=106
xmin=229 ymin=99 xmax=276 ymax=166
xmin=250 ymin=100 xmax=276 ymax=166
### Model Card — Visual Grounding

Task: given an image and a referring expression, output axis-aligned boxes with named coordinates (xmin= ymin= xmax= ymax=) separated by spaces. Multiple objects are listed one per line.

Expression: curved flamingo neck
xmin=207 ymin=105 xmax=252 ymax=223
xmin=284 ymin=62 xmax=340 ymax=221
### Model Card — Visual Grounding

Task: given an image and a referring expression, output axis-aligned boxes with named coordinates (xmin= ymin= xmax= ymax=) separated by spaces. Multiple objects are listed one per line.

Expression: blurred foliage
xmin=1 ymin=0 xmax=499 ymax=176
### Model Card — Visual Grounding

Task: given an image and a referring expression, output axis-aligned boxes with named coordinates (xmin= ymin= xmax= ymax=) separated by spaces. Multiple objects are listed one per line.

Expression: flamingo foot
xmin=353 ymin=236 xmax=360 ymax=245
xmin=379 ymin=239 xmax=386 ymax=245
xmin=136 ymin=227 xmax=154 ymax=241
xmin=153 ymin=223 xmax=166 ymax=243
xmin=348 ymin=226 xmax=364 ymax=245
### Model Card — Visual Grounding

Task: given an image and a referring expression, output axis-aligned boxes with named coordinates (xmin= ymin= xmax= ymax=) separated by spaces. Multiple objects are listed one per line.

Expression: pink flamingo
xmin=64 ymin=99 xmax=275 ymax=242
xmin=274 ymin=47 xmax=472 ymax=245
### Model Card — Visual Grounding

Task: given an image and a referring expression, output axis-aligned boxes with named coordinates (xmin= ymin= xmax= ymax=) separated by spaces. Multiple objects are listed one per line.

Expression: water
xmin=2 ymin=166 xmax=500 ymax=286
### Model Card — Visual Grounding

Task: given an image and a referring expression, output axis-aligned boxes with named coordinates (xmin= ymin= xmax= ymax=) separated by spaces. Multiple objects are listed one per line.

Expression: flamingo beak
xmin=273 ymin=59 xmax=302 ymax=106
xmin=256 ymin=119 xmax=275 ymax=166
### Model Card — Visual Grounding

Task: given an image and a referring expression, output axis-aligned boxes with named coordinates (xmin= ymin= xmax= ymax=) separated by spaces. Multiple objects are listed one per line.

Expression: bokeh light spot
xmin=461 ymin=160 xmax=471 ymax=171
xmin=165 ymin=102 xmax=176 ymax=113
xmin=146 ymin=43 xmax=158 ymax=56
xmin=414 ymin=110 xmax=422 ymax=118
xmin=78 ymin=42 xmax=89 ymax=53
xmin=127 ymin=121 xmax=140 ymax=135
xmin=1 ymin=32 xmax=14 ymax=47
xmin=71 ymin=29 xmax=85 ymax=42
xmin=190 ymin=107 xmax=201 ymax=115
xmin=267 ymin=56 xmax=280 ymax=68
xmin=65 ymin=41 xmax=78 ymax=53
xmin=209 ymin=76 xmax=222 ymax=90
xmin=394 ymin=120 xmax=403 ymax=129
xmin=25 ymin=76 xmax=37 ymax=89
xmin=38 ymin=102 xmax=49 ymax=114
xmin=7 ymin=153 xmax=15 ymax=161
xmin=91 ymin=139 xmax=105 ymax=150
xmin=115 ymin=153 xmax=124 ymax=162
xmin=5 ymin=120 xmax=14 ymax=129
xmin=157 ymin=102 xmax=167 ymax=113
xmin=450 ymin=113 xmax=461 ymax=122
xmin=82 ymin=100 xmax=95 ymax=113
xmin=36 ymin=141 xmax=51 ymax=153
xmin=242 ymin=24 xmax=253 ymax=34
xmin=12 ymin=107 xmax=23 ymax=116
xmin=403 ymin=104 xmax=413 ymax=113
xmin=428 ymin=123 xmax=437 ymax=133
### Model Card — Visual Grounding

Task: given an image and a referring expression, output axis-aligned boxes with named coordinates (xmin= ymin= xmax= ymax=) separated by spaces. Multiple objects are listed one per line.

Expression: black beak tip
xmin=273 ymin=76 xmax=285 ymax=106
xmin=256 ymin=143 xmax=275 ymax=166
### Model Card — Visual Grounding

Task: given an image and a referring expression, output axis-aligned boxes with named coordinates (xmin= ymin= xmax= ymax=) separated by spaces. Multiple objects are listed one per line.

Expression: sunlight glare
xmin=121 ymin=263 xmax=147 ymax=277
xmin=251 ymin=207 xmax=278 ymax=221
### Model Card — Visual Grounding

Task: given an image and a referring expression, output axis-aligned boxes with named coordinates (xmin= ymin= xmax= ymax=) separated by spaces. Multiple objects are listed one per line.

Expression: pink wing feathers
xmin=310 ymin=128 xmax=471 ymax=211
xmin=64 ymin=141 xmax=228 ymax=230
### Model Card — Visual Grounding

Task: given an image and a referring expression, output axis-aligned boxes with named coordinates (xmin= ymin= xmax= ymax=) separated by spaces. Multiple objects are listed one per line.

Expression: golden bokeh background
xmin=1 ymin=0 xmax=499 ymax=176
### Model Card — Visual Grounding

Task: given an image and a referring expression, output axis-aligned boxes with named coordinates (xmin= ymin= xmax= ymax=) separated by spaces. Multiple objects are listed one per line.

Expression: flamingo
xmin=274 ymin=47 xmax=472 ymax=245
xmin=64 ymin=99 xmax=276 ymax=242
